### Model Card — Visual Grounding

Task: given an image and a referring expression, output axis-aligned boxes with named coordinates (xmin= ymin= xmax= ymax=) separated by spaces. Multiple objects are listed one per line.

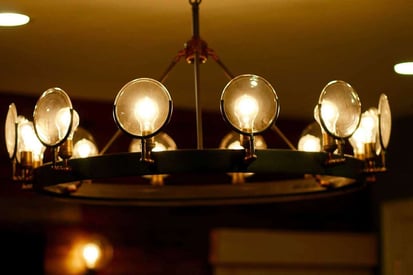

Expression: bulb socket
xmin=59 ymin=139 xmax=73 ymax=159
xmin=20 ymin=151 xmax=33 ymax=168
xmin=363 ymin=143 xmax=375 ymax=160
xmin=322 ymin=132 xmax=337 ymax=153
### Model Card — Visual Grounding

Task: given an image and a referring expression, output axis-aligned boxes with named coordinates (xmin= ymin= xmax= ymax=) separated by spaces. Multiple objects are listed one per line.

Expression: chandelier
xmin=4 ymin=0 xmax=391 ymax=206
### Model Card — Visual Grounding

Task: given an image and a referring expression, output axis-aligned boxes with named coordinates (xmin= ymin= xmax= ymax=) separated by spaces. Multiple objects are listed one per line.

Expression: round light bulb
xmin=320 ymin=100 xmax=339 ymax=133
xmin=73 ymin=138 xmax=98 ymax=158
xmin=298 ymin=134 xmax=321 ymax=152
xmin=82 ymin=242 xmax=101 ymax=269
xmin=134 ymin=97 xmax=159 ymax=133
xmin=360 ymin=108 xmax=378 ymax=143
xmin=33 ymin=87 xmax=73 ymax=147
xmin=17 ymin=119 xmax=45 ymax=165
xmin=298 ymin=121 xmax=322 ymax=152
xmin=227 ymin=140 xmax=243 ymax=150
xmin=349 ymin=108 xmax=378 ymax=156
xmin=18 ymin=120 xmax=36 ymax=152
xmin=317 ymin=80 xmax=361 ymax=139
xmin=55 ymin=107 xmax=72 ymax=139
xmin=220 ymin=74 xmax=279 ymax=135
xmin=114 ymin=78 xmax=172 ymax=138
xmin=233 ymin=95 xmax=259 ymax=132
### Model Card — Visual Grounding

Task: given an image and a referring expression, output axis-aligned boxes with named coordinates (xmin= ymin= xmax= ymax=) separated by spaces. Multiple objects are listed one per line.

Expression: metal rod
xmin=159 ymin=51 xmax=185 ymax=83
xmin=194 ymin=51 xmax=203 ymax=149
xmin=191 ymin=0 xmax=203 ymax=149
xmin=271 ymin=125 xmax=297 ymax=150
xmin=99 ymin=129 xmax=122 ymax=155
xmin=208 ymin=49 xmax=235 ymax=80
xmin=191 ymin=0 xmax=200 ymax=39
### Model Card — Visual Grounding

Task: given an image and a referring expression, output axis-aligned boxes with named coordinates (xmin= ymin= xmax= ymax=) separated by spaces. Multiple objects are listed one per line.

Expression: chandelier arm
xmin=271 ymin=124 xmax=297 ymax=150
xmin=99 ymin=129 xmax=122 ymax=155
xmin=208 ymin=48 xmax=235 ymax=80
xmin=159 ymin=50 xmax=186 ymax=83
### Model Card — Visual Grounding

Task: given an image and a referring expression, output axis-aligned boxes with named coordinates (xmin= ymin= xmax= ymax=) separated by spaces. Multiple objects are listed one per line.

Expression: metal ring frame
xmin=32 ymin=149 xmax=366 ymax=206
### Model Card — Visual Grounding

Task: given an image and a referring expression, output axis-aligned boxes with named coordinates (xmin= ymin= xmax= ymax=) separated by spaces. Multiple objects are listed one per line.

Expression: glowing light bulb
xmin=55 ymin=107 xmax=72 ymax=139
xmin=360 ymin=109 xmax=378 ymax=143
xmin=17 ymin=119 xmax=45 ymax=167
xmin=82 ymin=242 xmax=101 ymax=269
xmin=18 ymin=120 xmax=37 ymax=152
xmin=134 ymin=97 xmax=159 ymax=133
xmin=152 ymin=142 xmax=167 ymax=152
xmin=233 ymin=94 xmax=259 ymax=132
xmin=320 ymin=100 xmax=339 ymax=133
xmin=228 ymin=141 xmax=243 ymax=150
xmin=73 ymin=138 xmax=98 ymax=158
xmin=55 ymin=108 xmax=79 ymax=140
xmin=70 ymin=110 xmax=80 ymax=139
xmin=298 ymin=134 xmax=321 ymax=152
xmin=350 ymin=108 xmax=378 ymax=156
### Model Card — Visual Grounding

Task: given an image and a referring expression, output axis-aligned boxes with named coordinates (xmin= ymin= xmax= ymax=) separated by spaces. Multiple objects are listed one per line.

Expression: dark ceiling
xmin=0 ymin=0 xmax=412 ymax=121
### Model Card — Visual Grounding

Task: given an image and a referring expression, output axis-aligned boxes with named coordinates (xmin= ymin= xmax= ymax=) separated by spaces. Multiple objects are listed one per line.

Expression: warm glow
xmin=134 ymin=97 xmax=159 ymax=132
xmin=0 ymin=12 xmax=30 ymax=27
xmin=82 ymin=242 xmax=101 ymax=269
xmin=55 ymin=107 xmax=72 ymax=139
xmin=18 ymin=120 xmax=44 ymax=160
xmin=349 ymin=108 xmax=378 ymax=155
xmin=234 ymin=94 xmax=259 ymax=131
xmin=394 ymin=62 xmax=413 ymax=75
xmin=130 ymin=140 xmax=167 ymax=152
xmin=298 ymin=134 xmax=321 ymax=152
xmin=73 ymin=139 xmax=98 ymax=158
xmin=152 ymin=142 xmax=167 ymax=152
xmin=19 ymin=121 xmax=36 ymax=151
xmin=227 ymin=141 xmax=243 ymax=150
xmin=70 ymin=110 xmax=80 ymax=139
xmin=358 ymin=109 xmax=378 ymax=143
xmin=320 ymin=100 xmax=339 ymax=132
xmin=55 ymin=108 xmax=79 ymax=140
xmin=320 ymin=101 xmax=338 ymax=124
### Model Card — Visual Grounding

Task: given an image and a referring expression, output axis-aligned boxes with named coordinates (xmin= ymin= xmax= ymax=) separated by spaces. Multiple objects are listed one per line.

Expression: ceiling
xmin=0 ymin=0 xmax=412 ymax=121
